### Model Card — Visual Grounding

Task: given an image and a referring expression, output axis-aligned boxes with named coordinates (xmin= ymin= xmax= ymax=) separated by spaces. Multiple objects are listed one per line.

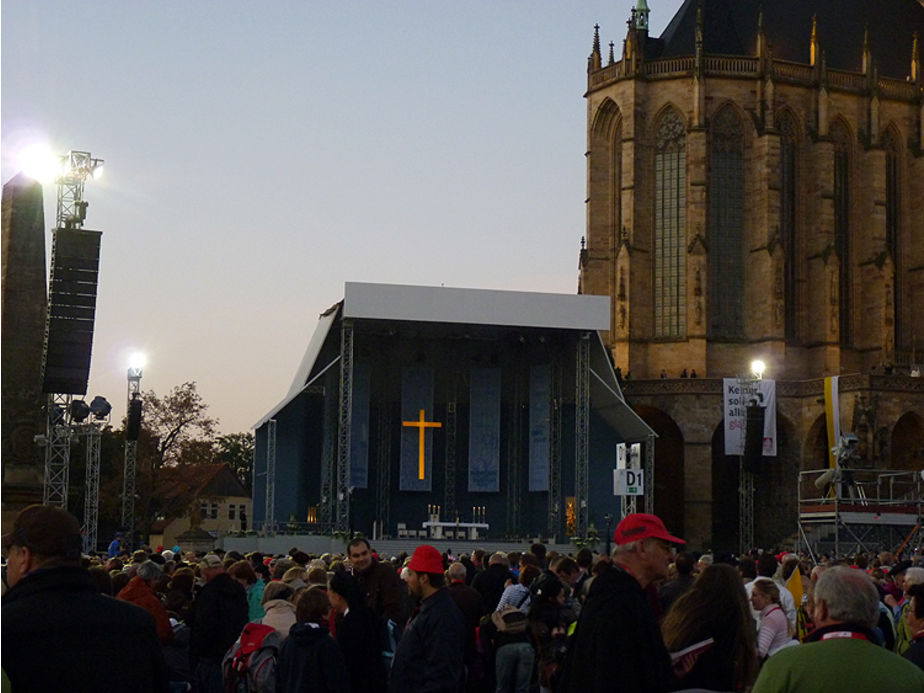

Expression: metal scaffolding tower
xmin=264 ymin=419 xmax=277 ymax=532
xmin=42 ymin=394 xmax=73 ymax=507
xmin=335 ymin=320 xmax=354 ymax=533
xmin=41 ymin=150 xmax=104 ymax=509
xmin=82 ymin=423 xmax=102 ymax=553
xmin=574 ymin=333 xmax=591 ymax=536
xmin=121 ymin=367 xmax=143 ymax=541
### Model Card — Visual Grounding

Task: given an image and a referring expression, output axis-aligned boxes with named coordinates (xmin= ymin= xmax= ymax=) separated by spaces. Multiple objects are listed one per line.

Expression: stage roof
xmin=343 ymin=282 xmax=610 ymax=331
xmin=255 ymin=282 xmax=652 ymax=442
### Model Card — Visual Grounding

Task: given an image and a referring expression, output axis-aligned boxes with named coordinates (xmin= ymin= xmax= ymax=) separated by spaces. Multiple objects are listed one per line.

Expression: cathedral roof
xmin=649 ymin=0 xmax=924 ymax=79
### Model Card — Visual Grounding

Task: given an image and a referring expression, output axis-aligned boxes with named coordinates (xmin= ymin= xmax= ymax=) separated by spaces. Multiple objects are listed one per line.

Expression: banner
xmin=528 ymin=365 xmax=551 ymax=491
xmin=723 ymin=378 xmax=777 ymax=456
xmin=349 ymin=363 xmax=370 ymax=488
xmin=468 ymin=368 xmax=501 ymax=492
xmin=400 ymin=367 xmax=436 ymax=491
xmin=824 ymin=376 xmax=840 ymax=469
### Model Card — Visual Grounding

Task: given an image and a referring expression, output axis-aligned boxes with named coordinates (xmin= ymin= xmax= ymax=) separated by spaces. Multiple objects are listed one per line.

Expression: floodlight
xmin=750 ymin=360 xmax=766 ymax=379
xmin=69 ymin=400 xmax=91 ymax=423
xmin=92 ymin=163 xmax=104 ymax=180
xmin=89 ymin=396 xmax=112 ymax=419
xmin=19 ymin=142 xmax=60 ymax=184
xmin=127 ymin=352 xmax=146 ymax=378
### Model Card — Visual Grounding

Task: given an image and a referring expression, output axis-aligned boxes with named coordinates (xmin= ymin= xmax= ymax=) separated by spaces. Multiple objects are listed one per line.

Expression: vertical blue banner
xmin=349 ymin=363 xmax=370 ymax=489
xmin=468 ymin=368 xmax=501 ymax=492
xmin=400 ymin=367 xmax=435 ymax=491
xmin=529 ymin=364 xmax=551 ymax=491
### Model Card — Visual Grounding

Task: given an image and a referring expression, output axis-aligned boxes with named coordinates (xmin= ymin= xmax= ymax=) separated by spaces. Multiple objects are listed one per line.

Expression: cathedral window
xmin=831 ymin=123 xmax=851 ymax=347
xmin=883 ymin=129 xmax=902 ymax=350
xmin=777 ymin=112 xmax=799 ymax=341
xmin=654 ymin=110 xmax=686 ymax=338
xmin=707 ymin=106 xmax=745 ymax=339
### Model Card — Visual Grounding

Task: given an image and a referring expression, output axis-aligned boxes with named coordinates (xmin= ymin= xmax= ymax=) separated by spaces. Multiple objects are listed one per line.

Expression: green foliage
xmin=214 ymin=432 xmax=255 ymax=491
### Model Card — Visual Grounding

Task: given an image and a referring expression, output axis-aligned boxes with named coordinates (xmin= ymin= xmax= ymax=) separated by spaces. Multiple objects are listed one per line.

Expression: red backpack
xmin=222 ymin=622 xmax=282 ymax=693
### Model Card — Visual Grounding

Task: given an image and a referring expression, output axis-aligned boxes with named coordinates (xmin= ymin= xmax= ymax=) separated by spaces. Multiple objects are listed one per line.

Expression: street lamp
xmin=122 ymin=352 xmax=145 ymax=548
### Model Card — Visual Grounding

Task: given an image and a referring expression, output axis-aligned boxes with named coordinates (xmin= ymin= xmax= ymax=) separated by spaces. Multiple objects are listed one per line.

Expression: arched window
xmin=654 ymin=110 xmax=686 ymax=338
xmin=777 ymin=112 xmax=799 ymax=341
xmin=707 ymin=106 xmax=744 ymax=339
xmin=882 ymin=129 xmax=902 ymax=350
xmin=830 ymin=122 xmax=851 ymax=347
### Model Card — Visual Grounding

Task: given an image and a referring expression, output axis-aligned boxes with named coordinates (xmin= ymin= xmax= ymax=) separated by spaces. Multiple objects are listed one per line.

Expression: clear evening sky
xmin=2 ymin=1 xmax=681 ymax=434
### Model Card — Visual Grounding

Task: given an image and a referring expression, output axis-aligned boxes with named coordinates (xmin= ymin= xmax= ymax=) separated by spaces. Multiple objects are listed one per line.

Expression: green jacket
xmin=754 ymin=628 xmax=924 ymax=693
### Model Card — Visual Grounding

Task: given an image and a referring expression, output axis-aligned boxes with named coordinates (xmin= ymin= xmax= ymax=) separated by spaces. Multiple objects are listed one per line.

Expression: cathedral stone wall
xmin=579 ymin=5 xmax=923 ymax=548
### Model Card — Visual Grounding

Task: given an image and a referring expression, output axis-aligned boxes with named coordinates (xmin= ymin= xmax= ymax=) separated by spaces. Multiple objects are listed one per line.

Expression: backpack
xmin=222 ymin=622 xmax=282 ymax=693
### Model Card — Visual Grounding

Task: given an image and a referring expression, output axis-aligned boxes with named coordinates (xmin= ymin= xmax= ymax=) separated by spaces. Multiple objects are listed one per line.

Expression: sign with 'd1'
xmin=613 ymin=468 xmax=644 ymax=496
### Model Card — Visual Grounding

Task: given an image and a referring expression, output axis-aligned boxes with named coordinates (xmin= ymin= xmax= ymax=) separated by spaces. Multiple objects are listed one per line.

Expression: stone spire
xmin=862 ymin=25 xmax=872 ymax=75
xmin=609 ymin=41 xmax=616 ymax=66
xmin=590 ymin=23 xmax=602 ymax=72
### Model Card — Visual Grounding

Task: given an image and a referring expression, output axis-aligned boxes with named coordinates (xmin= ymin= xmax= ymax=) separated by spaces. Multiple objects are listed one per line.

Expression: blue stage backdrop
xmin=529 ymin=364 xmax=551 ymax=491
xmin=400 ymin=367 xmax=436 ymax=491
xmin=468 ymin=367 xmax=501 ymax=492
xmin=349 ymin=363 xmax=371 ymax=488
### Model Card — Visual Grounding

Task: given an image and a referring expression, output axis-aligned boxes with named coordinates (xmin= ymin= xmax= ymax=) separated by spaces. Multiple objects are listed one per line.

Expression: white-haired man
xmin=753 ymin=566 xmax=924 ymax=692
xmin=559 ymin=513 xmax=695 ymax=693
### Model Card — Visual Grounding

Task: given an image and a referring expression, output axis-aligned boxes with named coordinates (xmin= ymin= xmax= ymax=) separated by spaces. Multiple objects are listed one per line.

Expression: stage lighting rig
xmin=56 ymin=150 xmax=104 ymax=229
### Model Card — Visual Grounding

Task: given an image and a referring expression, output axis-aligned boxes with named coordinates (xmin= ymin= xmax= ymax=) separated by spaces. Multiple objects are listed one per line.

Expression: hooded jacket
xmin=276 ymin=622 xmax=350 ymax=693
xmin=117 ymin=574 xmax=173 ymax=644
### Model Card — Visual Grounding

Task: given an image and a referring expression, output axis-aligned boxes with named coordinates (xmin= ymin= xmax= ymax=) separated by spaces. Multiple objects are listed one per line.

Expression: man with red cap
xmin=559 ymin=513 xmax=696 ymax=692
xmin=389 ymin=544 xmax=464 ymax=692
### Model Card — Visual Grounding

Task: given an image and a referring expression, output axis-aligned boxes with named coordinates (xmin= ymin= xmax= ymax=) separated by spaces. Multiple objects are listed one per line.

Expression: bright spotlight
xmin=751 ymin=360 xmax=766 ymax=379
xmin=92 ymin=163 xmax=104 ymax=180
xmin=127 ymin=352 xmax=147 ymax=378
xmin=19 ymin=142 xmax=59 ymax=183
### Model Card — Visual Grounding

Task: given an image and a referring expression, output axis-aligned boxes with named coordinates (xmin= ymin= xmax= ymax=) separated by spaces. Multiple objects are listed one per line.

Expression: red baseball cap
xmin=613 ymin=513 xmax=685 ymax=546
xmin=407 ymin=544 xmax=444 ymax=574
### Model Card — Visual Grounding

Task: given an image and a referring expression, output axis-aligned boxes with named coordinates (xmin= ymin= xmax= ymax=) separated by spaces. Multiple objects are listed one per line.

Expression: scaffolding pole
xmin=263 ymin=419 xmax=277 ymax=532
xmin=42 ymin=394 xmax=73 ymax=508
xmin=575 ymin=333 xmax=591 ymax=536
xmin=335 ymin=320 xmax=354 ymax=533
xmin=82 ymin=423 xmax=102 ymax=553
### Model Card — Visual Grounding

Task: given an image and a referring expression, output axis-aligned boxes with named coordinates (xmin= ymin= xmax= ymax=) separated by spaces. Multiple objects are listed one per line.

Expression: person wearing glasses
xmin=1 ymin=504 xmax=169 ymax=692
xmin=557 ymin=513 xmax=697 ymax=693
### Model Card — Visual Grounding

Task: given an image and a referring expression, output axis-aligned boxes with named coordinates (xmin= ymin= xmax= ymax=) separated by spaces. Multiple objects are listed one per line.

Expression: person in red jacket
xmin=117 ymin=560 xmax=173 ymax=644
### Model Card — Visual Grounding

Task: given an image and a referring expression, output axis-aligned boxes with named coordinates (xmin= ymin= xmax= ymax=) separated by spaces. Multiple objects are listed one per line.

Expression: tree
xmin=214 ymin=432 xmax=255 ymax=491
xmin=135 ymin=381 xmax=219 ymax=538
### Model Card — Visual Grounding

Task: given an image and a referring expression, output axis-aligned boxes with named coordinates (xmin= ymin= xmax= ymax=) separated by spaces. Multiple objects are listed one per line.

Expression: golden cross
xmin=402 ymin=409 xmax=442 ymax=479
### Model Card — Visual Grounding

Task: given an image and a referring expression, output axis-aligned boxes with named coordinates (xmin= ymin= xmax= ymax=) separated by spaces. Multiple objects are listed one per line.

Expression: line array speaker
xmin=42 ymin=227 xmax=102 ymax=395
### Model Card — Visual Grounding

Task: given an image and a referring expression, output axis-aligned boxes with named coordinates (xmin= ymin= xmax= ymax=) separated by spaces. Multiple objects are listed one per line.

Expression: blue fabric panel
xmin=468 ymin=368 xmax=501 ymax=492
xmin=400 ymin=367 xmax=435 ymax=491
xmin=529 ymin=364 xmax=551 ymax=491
xmin=349 ymin=363 xmax=370 ymax=489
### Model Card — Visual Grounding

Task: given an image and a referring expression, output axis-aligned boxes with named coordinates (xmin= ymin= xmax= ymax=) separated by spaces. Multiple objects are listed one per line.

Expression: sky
xmin=2 ymin=1 xmax=683 ymax=435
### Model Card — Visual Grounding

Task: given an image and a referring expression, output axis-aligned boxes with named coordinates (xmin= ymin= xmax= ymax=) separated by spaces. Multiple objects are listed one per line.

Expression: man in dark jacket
xmin=2 ymin=504 xmax=169 ymax=692
xmin=559 ymin=513 xmax=691 ymax=693
xmin=348 ymin=537 xmax=407 ymax=626
xmin=390 ymin=545 xmax=465 ymax=693
xmin=471 ymin=551 xmax=514 ymax=614
xmin=188 ymin=553 xmax=248 ymax=693
xmin=447 ymin=562 xmax=485 ymax=689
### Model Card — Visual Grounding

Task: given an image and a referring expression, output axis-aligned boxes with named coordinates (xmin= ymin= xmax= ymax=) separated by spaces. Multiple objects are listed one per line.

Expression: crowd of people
xmin=2 ymin=503 xmax=924 ymax=692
